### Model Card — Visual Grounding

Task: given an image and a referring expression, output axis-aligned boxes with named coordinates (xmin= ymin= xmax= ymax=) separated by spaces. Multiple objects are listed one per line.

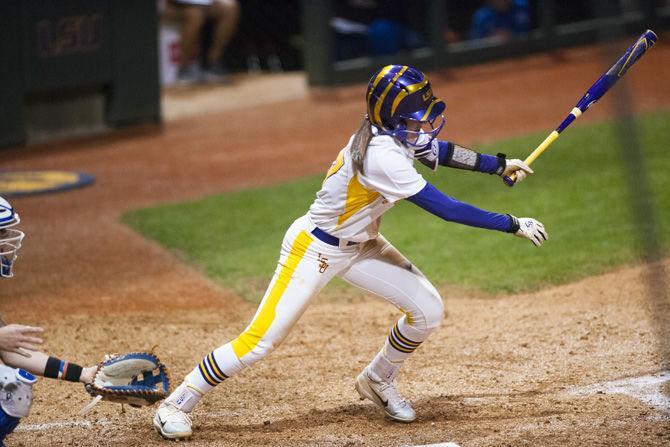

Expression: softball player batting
xmin=154 ymin=65 xmax=547 ymax=439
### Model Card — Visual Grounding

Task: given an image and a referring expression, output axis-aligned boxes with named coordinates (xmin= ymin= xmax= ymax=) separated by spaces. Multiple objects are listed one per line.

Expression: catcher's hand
xmin=80 ymin=352 xmax=171 ymax=415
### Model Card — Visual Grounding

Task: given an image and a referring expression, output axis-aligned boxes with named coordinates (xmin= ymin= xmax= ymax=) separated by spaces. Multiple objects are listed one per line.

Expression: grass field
xmin=123 ymin=110 xmax=670 ymax=302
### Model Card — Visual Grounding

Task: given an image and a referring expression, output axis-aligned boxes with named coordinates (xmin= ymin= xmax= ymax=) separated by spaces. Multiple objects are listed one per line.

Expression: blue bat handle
xmin=556 ymin=114 xmax=577 ymax=133
xmin=503 ymin=175 xmax=515 ymax=187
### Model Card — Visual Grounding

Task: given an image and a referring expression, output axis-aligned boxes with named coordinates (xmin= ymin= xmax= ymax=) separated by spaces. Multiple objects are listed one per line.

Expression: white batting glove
xmin=502 ymin=159 xmax=533 ymax=183
xmin=512 ymin=217 xmax=548 ymax=247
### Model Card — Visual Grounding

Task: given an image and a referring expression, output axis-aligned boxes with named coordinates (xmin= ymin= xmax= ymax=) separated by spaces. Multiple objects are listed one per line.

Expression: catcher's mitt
xmin=80 ymin=352 xmax=171 ymax=415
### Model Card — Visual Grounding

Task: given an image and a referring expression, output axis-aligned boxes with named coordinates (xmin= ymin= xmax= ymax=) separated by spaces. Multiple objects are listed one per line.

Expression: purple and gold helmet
xmin=0 ymin=196 xmax=24 ymax=278
xmin=366 ymin=65 xmax=446 ymax=148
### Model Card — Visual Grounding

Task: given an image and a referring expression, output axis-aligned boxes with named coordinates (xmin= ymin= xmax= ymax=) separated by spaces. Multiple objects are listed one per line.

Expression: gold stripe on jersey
xmin=231 ymin=230 xmax=314 ymax=358
xmin=337 ymin=174 xmax=380 ymax=226
xmin=324 ymin=148 xmax=346 ymax=185
xmin=373 ymin=66 xmax=408 ymax=125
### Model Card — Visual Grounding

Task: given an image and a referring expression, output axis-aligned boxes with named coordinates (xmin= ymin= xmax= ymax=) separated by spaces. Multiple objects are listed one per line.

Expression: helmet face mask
xmin=395 ymin=115 xmax=446 ymax=149
xmin=366 ymin=65 xmax=446 ymax=149
xmin=0 ymin=228 xmax=24 ymax=278
xmin=0 ymin=197 xmax=24 ymax=278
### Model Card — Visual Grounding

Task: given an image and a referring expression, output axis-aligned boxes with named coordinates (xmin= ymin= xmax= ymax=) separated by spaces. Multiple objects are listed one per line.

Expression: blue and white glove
xmin=81 ymin=352 xmax=171 ymax=415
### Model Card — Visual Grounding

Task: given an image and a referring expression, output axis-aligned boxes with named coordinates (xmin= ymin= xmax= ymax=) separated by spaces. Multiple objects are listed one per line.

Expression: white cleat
xmin=355 ymin=370 xmax=416 ymax=423
xmin=153 ymin=401 xmax=193 ymax=440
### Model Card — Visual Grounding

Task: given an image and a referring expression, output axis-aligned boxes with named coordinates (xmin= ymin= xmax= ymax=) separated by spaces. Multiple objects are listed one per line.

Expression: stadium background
xmin=0 ymin=1 xmax=669 ymax=446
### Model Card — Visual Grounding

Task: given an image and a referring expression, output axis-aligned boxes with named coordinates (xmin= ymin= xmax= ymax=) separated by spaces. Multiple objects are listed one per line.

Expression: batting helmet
xmin=366 ymin=65 xmax=445 ymax=148
xmin=0 ymin=197 xmax=24 ymax=278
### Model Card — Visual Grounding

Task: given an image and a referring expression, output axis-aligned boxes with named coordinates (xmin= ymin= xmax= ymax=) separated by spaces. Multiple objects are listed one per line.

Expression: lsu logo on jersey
xmin=317 ymin=253 xmax=329 ymax=273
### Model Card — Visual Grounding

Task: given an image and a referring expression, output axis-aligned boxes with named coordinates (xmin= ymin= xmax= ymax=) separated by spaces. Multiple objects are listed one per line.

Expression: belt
xmin=311 ymin=227 xmax=359 ymax=247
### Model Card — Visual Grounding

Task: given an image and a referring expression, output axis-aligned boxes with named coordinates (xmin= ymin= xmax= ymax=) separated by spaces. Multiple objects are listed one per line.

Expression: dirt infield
xmin=2 ymin=44 xmax=669 ymax=446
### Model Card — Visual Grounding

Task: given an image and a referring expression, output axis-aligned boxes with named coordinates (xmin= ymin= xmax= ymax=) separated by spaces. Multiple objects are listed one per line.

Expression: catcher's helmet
xmin=366 ymin=65 xmax=445 ymax=148
xmin=0 ymin=197 xmax=24 ymax=278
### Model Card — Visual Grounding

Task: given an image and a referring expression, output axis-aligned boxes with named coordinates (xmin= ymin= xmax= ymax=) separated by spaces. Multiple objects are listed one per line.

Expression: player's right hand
xmin=502 ymin=159 xmax=533 ymax=183
xmin=0 ymin=324 xmax=44 ymax=356
xmin=514 ymin=218 xmax=548 ymax=247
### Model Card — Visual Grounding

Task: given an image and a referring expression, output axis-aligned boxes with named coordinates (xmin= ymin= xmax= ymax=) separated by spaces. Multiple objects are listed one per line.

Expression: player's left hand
xmin=514 ymin=217 xmax=548 ymax=247
xmin=0 ymin=324 xmax=44 ymax=356
xmin=501 ymin=159 xmax=533 ymax=183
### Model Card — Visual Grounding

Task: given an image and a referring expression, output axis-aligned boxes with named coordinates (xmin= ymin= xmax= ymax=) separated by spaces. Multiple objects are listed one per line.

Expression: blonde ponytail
xmin=350 ymin=116 xmax=374 ymax=175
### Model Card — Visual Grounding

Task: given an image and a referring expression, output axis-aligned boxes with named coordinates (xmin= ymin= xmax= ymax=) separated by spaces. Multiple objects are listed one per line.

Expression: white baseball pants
xmin=179 ymin=214 xmax=444 ymax=398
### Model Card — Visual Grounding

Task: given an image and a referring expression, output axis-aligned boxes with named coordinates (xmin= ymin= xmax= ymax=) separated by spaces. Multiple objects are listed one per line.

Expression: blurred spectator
xmin=469 ymin=0 xmax=530 ymax=41
xmin=162 ymin=0 xmax=239 ymax=84
xmin=554 ymin=2 xmax=593 ymax=24
xmin=332 ymin=0 xmax=426 ymax=60
xmin=229 ymin=0 xmax=301 ymax=73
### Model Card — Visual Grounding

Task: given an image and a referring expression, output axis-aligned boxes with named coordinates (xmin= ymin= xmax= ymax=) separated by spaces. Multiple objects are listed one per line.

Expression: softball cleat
xmin=355 ymin=370 xmax=416 ymax=423
xmin=154 ymin=401 xmax=193 ymax=440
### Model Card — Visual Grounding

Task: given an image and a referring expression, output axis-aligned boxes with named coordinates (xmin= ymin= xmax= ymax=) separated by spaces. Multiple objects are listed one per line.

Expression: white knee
xmin=422 ymin=289 xmax=445 ymax=330
xmin=409 ymin=283 xmax=444 ymax=332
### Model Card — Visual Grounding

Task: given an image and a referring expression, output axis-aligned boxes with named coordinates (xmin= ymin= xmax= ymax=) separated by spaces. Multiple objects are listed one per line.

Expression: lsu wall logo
xmin=37 ymin=15 xmax=103 ymax=58
xmin=0 ymin=171 xmax=95 ymax=197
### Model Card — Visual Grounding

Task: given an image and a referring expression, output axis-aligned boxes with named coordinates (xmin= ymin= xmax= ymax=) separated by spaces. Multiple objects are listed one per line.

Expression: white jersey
xmin=308 ymin=129 xmax=427 ymax=242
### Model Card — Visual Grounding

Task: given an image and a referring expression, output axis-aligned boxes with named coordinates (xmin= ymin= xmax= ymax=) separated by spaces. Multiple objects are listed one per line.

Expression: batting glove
xmin=509 ymin=216 xmax=548 ymax=247
xmin=502 ymin=159 xmax=534 ymax=183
